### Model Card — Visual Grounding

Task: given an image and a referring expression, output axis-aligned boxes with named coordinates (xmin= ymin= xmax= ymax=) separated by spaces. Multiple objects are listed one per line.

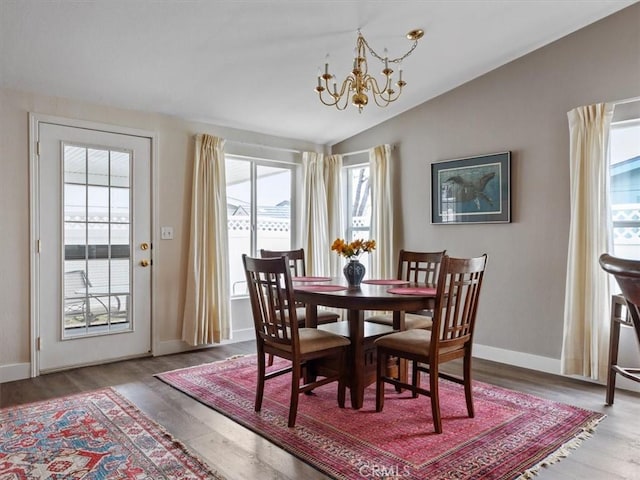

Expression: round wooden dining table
xmin=293 ymin=278 xmax=436 ymax=409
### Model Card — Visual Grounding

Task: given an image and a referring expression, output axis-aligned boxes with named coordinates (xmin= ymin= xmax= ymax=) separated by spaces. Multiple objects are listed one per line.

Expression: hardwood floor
xmin=1 ymin=341 xmax=639 ymax=480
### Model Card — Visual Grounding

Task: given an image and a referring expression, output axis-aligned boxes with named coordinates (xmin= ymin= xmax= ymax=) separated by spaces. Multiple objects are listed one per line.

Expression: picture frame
xmin=431 ymin=151 xmax=511 ymax=224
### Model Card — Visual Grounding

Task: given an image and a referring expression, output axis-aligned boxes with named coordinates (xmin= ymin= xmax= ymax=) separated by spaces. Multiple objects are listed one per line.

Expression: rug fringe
xmin=515 ymin=415 xmax=606 ymax=479
xmin=227 ymin=353 xmax=251 ymax=360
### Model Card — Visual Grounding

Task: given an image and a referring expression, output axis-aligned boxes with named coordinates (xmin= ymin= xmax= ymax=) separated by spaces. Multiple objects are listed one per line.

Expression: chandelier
xmin=315 ymin=29 xmax=424 ymax=112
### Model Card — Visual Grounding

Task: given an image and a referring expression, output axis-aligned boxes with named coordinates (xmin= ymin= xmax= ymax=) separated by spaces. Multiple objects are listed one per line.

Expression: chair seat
xmin=277 ymin=308 xmax=340 ymax=326
xmin=375 ymin=329 xmax=431 ymax=356
xmin=366 ymin=312 xmax=432 ymax=330
xmin=296 ymin=307 xmax=340 ymax=325
xmin=375 ymin=329 xmax=461 ymax=357
xmin=268 ymin=328 xmax=350 ymax=355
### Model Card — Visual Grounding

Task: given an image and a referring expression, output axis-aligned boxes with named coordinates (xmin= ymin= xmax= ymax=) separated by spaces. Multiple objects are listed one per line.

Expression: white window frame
xmin=225 ymin=154 xmax=296 ymax=297
xmin=344 ymin=162 xmax=371 ymax=241
xmin=609 ymin=118 xmax=640 ymax=261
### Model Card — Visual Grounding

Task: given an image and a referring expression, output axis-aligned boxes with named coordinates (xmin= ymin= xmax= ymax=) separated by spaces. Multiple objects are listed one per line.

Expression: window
xmin=609 ymin=119 xmax=640 ymax=261
xmin=226 ymin=156 xmax=293 ymax=296
xmin=346 ymin=164 xmax=371 ymax=240
xmin=345 ymin=164 xmax=372 ymax=264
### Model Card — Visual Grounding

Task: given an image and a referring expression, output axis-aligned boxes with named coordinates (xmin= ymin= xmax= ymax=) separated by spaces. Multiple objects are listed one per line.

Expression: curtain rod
xmin=340 ymin=144 xmax=396 ymax=158
xmin=613 ymin=95 xmax=640 ymax=106
xmin=225 ymin=139 xmax=304 ymax=155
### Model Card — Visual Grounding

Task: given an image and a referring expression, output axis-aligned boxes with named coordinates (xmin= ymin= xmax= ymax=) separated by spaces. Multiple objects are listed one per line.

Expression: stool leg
xmin=606 ymin=298 xmax=623 ymax=406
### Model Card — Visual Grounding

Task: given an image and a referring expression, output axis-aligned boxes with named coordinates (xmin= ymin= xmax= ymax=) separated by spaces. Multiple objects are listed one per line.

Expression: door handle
xmin=140 ymin=259 xmax=150 ymax=267
xmin=141 ymin=242 xmax=150 ymax=250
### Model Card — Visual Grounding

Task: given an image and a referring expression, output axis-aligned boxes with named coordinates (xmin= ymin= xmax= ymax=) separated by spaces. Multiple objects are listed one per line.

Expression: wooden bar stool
xmin=599 ymin=254 xmax=640 ymax=405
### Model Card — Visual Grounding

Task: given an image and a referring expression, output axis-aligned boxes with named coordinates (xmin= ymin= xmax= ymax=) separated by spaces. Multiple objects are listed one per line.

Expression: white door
xmin=37 ymin=121 xmax=152 ymax=372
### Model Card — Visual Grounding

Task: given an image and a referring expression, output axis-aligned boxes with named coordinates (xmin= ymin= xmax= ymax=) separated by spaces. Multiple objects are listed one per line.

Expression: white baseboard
xmin=153 ymin=328 xmax=256 ymax=357
xmin=473 ymin=343 xmax=640 ymax=393
xmin=473 ymin=343 xmax=561 ymax=375
xmin=0 ymin=363 xmax=31 ymax=383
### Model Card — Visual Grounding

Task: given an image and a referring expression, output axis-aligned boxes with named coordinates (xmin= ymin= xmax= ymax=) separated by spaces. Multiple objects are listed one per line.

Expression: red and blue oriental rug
xmin=157 ymin=355 xmax=605 ymax=480
xmin=0 ymin=387 xmax=223 ymax=479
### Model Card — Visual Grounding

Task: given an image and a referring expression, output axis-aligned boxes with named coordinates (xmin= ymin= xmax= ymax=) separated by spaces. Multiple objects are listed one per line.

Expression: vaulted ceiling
xmin=1 ymin=1 xmax=636 ymax=145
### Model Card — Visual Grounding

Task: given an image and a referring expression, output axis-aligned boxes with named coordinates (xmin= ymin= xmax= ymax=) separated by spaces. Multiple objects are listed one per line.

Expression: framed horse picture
xmin=431 ymin=152 xmax=511 ymax=224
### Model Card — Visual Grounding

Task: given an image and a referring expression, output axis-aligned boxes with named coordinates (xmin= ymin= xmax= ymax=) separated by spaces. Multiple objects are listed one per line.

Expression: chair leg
xmin=288 ymin=360 xmax=301 ymax=427
xmin=255 ymin=350 xmax=266 ymax=412
xmin=463 ymin=350 xmax=474 ymax=418
xmin=376 ymin=349 xmax=387 ymax=412
xmin=338 ymin=349 xmax=346 ymax=408
xmin=606 ymin=368 xmax=617 ymax=406
xmin=429 ymin=364 xmax=442 ymax=434
xmin=395 ymin=357 xmax=405 ymax=393
xmin=412 ymin=360 xmax=420 ymax=398
xmin=267 ymin=353 xmax=274 ymax=367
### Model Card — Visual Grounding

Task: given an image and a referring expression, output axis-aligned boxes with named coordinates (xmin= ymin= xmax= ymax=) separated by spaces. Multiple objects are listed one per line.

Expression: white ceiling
xmin=1 ymin=1 xmax=636 ymax=146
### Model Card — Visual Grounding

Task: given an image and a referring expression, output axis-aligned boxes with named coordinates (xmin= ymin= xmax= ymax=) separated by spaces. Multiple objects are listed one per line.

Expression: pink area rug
xmin=0 ymin=387 xmax=224 ymax=479
xmin=156 ymin=355 xmax=605 ymax=480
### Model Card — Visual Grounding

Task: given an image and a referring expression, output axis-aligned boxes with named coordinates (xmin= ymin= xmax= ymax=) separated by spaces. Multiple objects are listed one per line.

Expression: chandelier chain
xmin=359 ymin=32 xmax=419 ymax=64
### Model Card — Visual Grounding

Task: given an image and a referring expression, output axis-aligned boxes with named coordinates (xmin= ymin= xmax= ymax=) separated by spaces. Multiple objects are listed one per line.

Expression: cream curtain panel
xmin=561 ymin=103 xmax=614 ymax=380
xmin=301 ymin=152 xmax=330 ymax=276
xmin=325 ymin=154 xmax=344 ymax=277
xmin=369 ymin=144 xmax=395 ymax=279
xmin=301 ymin=152 xmax=344 ymax=276
xmin=182 ymin=134 xmax=231 ymax=346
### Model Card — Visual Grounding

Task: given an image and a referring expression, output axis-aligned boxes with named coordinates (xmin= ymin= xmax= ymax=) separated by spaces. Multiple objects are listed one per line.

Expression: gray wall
xmin=333 ymin=4 xmax=640 ymax=364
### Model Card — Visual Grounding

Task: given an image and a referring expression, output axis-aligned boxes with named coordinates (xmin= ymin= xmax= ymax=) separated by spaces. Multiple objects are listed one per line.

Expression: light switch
xmin=161 ymin=226 xmax=174 ymax=240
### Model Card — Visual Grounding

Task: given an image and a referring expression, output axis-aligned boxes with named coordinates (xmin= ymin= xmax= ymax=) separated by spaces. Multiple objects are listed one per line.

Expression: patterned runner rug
xmin=0 ymin=387 xmax=224 ymax=479
xmin=157 ymin=355 xmax=605 ymax=480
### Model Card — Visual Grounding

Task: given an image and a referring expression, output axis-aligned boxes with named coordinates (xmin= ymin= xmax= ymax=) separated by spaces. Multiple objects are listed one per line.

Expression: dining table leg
xmin=348 ymin=308 xmax=365 ymax=409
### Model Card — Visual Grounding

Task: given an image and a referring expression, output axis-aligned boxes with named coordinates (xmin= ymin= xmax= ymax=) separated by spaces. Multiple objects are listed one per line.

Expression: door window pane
xmin=63 ymin=144 xmax=132 ymax=336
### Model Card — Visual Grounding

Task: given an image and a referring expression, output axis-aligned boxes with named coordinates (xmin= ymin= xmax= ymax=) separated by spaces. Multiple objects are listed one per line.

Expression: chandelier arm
xmin=318 ymin=77 xmax=354 ymax=110
xmin=317 ymin=90 xmax=350 ymax=109
xmin=363 ymin=76 xmax=404 ymax=108
xmin=332 ymin=76 xmax=354 ymax=100
xmin=364 ymin=77 xmax=392 ymax=107
xmin=364 ymin=75 xmax=386 ymax=96
xmin=374 ymin=87 xmax=403 ymax=107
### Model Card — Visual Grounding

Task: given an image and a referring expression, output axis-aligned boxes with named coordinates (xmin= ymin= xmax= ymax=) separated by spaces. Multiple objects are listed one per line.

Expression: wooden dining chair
xmin=366 ymin=249 xmax=446 ymax=330
xmin=599 ymin=253 xmax=640 ymax=405
xmin=375 ymin=254 xmax=487 ymax=433
xmin=260 ymin=248 xmax=340 ymax=326
xmin=243 ymin=254 xmax=350 ymax=428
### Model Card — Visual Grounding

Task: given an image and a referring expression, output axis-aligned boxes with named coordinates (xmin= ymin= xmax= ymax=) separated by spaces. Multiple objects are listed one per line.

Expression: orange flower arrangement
xmin=331 ymin=238 xmax=376 ymax=259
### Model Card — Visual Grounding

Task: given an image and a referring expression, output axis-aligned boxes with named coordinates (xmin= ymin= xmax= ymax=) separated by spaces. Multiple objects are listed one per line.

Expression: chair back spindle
xmin=398 ymin=250 xmax=446 ymax=286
